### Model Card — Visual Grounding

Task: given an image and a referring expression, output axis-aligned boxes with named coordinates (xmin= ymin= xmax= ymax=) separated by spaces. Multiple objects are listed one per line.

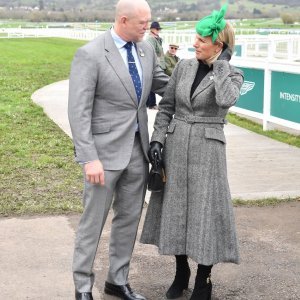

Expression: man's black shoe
xmin=75 ymin=291 xmax=93 ymax=300
xmin=104 ymin=281 xmax=146 ymax=300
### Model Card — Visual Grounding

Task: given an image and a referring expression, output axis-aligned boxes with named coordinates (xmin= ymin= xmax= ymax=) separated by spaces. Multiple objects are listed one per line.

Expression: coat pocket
xmin=91 ymin=123 xmax=111 ymax=134
xmin=204 ymin=127 xmax=226 ymax=144
xmin=167 ymin=121 xmax=176 ymax=133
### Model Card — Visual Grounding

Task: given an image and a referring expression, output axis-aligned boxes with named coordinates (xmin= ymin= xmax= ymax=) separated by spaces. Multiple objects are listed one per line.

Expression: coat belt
xmin=174 ymin=114 xmax=227 ymax=124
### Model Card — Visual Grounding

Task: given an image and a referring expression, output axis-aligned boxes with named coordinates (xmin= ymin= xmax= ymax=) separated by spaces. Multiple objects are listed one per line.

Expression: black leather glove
xmin=218 ymin=43 xmax=232 ymax=61
xmin=148 ymin=142 xmax=163 ymax=165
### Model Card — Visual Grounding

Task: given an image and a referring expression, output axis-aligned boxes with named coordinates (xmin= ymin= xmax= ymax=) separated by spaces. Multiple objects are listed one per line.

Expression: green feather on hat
xmin=195 ymin=3 xmax=228 ymax=43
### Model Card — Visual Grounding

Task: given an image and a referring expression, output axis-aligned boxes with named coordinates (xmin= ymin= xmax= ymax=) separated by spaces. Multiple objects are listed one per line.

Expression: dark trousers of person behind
xmin=146 ymin=91 xmax=157 ymax=108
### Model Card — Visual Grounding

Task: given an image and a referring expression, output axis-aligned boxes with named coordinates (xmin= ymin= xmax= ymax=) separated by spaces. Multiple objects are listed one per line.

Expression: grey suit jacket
xmin=68 ymin=30 xmax=169 ymax=170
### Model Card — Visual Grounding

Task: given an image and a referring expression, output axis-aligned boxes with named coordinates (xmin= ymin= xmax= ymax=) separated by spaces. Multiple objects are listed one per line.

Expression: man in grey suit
xmin=68 ymin=0 xmax=169 ymax=299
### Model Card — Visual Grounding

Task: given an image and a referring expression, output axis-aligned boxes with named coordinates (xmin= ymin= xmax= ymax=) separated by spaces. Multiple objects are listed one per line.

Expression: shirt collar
xmin=111 ymin=27 xmax=128 ymax=49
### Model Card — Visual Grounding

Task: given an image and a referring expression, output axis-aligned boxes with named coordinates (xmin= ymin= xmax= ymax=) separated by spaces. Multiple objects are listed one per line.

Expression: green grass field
xmin=0 ymin=38 xmax=86 ymax=216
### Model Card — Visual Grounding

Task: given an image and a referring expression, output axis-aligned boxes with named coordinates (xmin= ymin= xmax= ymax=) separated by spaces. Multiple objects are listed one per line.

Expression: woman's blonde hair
xmin=216 ymin=21 xmax=235 ymax=51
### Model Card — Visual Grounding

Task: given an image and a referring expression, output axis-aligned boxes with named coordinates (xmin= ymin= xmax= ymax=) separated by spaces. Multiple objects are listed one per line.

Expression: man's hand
xmin=84 ymin=160 xmax=105 ymax=185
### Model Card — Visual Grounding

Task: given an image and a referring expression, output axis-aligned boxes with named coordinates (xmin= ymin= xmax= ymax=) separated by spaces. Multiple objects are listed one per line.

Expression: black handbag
xmin=147 ymin=155 xmax=166 ymax=192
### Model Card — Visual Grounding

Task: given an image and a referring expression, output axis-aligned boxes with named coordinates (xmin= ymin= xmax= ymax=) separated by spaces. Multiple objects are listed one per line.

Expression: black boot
xmin=166 ymin=255 xmax=191 ymax=299
xmin=190 ymin=264 xmax=212 ymax=300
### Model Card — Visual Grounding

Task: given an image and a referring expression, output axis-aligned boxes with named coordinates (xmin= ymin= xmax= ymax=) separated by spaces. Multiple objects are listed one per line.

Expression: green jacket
xmin=164 ymin=51 xmax=180 ymax=76
xmin=146 ymin=34 xmax=166 ymax=70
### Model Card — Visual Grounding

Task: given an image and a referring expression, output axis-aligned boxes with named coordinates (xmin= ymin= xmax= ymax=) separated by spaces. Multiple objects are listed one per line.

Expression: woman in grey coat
xmin=140 ymin=5 xmax=244 ymax=300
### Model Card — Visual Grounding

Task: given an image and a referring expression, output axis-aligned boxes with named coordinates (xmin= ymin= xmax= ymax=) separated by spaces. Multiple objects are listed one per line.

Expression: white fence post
xmin=268 ymin=38 xmax=275 ymax=60
xmin=242 ymin=40 xmax=247 ymax=57
xmin=288 ymin=37 xmax=293 ymax=61
xmin=263 ymin=65 xmax=271 ymax=131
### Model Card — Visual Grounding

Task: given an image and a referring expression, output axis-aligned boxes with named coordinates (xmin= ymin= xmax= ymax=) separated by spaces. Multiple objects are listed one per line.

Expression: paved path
xmin=0 ymin=81 xmax=299 ymax=300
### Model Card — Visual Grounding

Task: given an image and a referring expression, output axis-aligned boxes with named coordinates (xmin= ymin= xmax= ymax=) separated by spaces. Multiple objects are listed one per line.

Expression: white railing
xmin=235 ymin=35 xmax=300 ymax=62
xmin=235 ymin=28 xmax=300 ymax=35
xmin=2 ymin=28 xmax=300 ymax=62
xmin=161 ymin=31 xmax=300 ymax=62
xmin=0 ymin=28 xmax=104 ymax=40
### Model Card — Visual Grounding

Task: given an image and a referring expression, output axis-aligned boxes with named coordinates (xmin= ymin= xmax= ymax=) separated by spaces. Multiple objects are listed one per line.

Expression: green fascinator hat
xmin=196 ymin=3 xmax=228 ymax=43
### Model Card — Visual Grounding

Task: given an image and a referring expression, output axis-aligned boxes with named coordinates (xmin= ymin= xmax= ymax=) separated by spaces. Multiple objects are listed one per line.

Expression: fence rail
xmin=2 ymin=28 xmax=299 ymax=62
xmin=0 ymin=28 xmax=103 ymax=40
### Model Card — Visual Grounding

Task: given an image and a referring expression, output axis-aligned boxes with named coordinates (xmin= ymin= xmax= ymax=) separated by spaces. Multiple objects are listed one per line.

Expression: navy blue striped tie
xmin=124 ymin=42 xmax=142 ymax=103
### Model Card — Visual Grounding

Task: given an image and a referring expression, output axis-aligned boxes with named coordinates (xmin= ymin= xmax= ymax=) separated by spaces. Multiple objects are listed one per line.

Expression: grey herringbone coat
xmin=140 ymin=58 xmax=244 ymax=265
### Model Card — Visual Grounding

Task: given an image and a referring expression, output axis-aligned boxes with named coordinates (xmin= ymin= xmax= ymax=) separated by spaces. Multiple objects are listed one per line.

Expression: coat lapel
xmin=184 ymin=59 xmax=199 ymax=110
xmin=191 ymin=68 xmax=214 ymax=101
xmin=104 ymin=32 xmax=138 ymax=107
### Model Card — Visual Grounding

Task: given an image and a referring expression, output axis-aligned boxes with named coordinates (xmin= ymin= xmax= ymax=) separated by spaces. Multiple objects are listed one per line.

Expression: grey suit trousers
xmin=73 ymin=135 xmax=148 ymax=292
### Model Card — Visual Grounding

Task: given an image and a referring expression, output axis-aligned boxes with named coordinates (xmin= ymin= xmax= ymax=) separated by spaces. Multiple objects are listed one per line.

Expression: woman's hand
xmin=148 ymin=142 xmax=163 ymax=165
xmin=218 ymin=43 xmax=232 ymax=61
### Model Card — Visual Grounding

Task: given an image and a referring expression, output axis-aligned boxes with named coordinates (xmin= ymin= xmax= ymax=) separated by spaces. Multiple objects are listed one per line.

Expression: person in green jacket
xmin=147 ymin=21 xmax=166 ymax=71
xmin=164 ymin=43 xmax=180 ymax=76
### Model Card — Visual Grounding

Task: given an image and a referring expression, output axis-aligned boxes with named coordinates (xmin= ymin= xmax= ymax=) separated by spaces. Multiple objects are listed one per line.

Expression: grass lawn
xmin=0 ymin=38 xmax=86 ymax=216
xmin=228 ymin=113 xmax=300 ymax=148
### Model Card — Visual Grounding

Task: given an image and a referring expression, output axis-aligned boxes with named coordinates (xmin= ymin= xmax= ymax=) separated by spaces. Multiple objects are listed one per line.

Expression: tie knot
xmin=124 ymin=42 xmax=133 ymax=50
